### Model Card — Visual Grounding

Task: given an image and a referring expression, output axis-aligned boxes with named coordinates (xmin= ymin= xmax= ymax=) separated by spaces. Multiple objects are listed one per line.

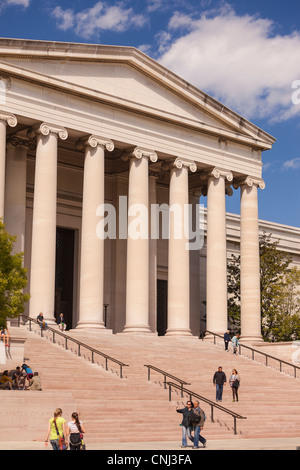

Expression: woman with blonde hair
xmin=67 ymin=412 xmax=86 ymax=450
xmin=45 ymin=408 xmax=67 ymax=450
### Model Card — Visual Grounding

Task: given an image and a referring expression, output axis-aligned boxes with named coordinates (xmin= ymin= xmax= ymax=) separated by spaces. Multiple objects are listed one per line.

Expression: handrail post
xmin=120 ymin=365 xmax=123 ymax=379
xmin=234 ymin=416 xmax=237 ymax=435
xmin=78 ymin=344 xmax=81 ymax=357
xmin=169 ymin=383 xmax=172 ymax=402
xmin=147 ymin=367 xmax=150 ymax=382
xmin=65 ymin=337 xmax=68 ymax=350
xmin=105 ymin=357 xmax=108 ymax=370
xmin=164 ymin=374 xmax=167 ymax=389
xmin=92 ymin=351 xmax=94 ymax=364
xmin=211 ymin=404 xmax=214 ymax=423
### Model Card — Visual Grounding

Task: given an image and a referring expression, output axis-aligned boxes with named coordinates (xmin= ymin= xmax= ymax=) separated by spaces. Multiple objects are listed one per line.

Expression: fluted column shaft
xmin=0 ymin=112 xmax=17 ymax=219
xmin=4 ymin=140 xmax=29 ymax=253
xmin=77 ymin=136 xmax=114 ymax=329
xmin=166 ymin=158 xmax=196 ymax=336
xmin=29 ymin=123 xmax=68 ymax=323
xmin=206 ymin=168 xmax=232 ymax=335
xmin=123 ymin=147 xmax=157 ymax=333
xmin=240 ymin=177 xmax=264 ymax=341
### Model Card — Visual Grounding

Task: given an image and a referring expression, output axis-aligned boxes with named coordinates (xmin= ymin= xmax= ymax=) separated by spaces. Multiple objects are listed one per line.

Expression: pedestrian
xmin=191 ymin=400 xmax=207 ymax=449
xmin=67 ymin=412 xmax=86 ymax=450
xmin=224 ymin=330 xmax=231 ymax=351
xmin=0 ymin=370 xmax=13 ymax=389
xmin=45 ymin=408 xmax=67 ymax=450
xmin=231 ymin=334 xmax=240 ymax=354
xmin=176 ymin=400 xmax=194 ymax=448
xmin=58 ymin=313 xmax=67 ymax=331
xmin=213 ymin=366 xmax=227 ymax=402
xmin=229 ymin=369 xmax=240 ymax=402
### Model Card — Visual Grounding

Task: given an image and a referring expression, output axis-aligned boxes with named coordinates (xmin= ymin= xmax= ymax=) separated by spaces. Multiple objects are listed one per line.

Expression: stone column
xmin=239 ymin=176 xmax=265 ymax=342
xmin=0 ymin=112 xmax=17 ymax=219
xmin=28 ymin=123 xmax=68 ymax=324
xmin=166 ymin=157 xmax=197 ymax=336
xmin=76 ymin=135 xmax=114 ymax=329
xmin=149 ymin=172 xmax=158 ymax=333
xmin=4 ymin=137 xmax=34 ymax=253
xmin=205 ymin=167 xmax=232 ymax=335
xmin=123 ymin=147 xmax=158 ymax=333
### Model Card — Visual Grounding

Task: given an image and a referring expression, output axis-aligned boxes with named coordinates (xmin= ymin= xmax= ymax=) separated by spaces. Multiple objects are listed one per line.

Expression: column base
xmin=75 ymin=322 xmax=106 ymax=330
xmin=240 ymin=334 xmax=263 ymax=344
xmin=122 ymin=324 xmax=152 ymax=334
xmin=165 ymin=328 xmax=192 ymax=337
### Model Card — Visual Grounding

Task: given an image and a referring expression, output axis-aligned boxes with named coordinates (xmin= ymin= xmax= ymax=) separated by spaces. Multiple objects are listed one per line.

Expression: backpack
xmin=69 ymin=433 xmax=82 ymax=447
xmin=188 ymin=412 xmax=201 ymax=426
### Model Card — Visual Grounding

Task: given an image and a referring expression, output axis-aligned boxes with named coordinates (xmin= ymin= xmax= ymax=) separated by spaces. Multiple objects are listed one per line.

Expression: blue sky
xmin=0 ymin=0 xmax=300 ymax=228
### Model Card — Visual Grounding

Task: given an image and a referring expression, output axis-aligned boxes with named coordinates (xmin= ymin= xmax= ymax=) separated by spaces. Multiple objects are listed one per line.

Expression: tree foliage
xmin=0 ymin=219 xmax=30 ymax=329
xmin=227 ymin=232 xmax=300 ymax=342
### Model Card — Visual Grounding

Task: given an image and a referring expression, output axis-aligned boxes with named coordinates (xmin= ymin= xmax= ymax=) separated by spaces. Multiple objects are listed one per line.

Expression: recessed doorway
xmin=55 ymin=227 xmax=75 ymax=330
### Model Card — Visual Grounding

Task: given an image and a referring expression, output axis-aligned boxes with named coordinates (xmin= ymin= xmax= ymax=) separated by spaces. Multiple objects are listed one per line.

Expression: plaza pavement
xmin=0 ymin=437 xmax=299 ymax=451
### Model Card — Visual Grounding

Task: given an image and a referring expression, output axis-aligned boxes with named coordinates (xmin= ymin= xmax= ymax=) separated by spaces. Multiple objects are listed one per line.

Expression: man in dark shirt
xmin=213 ymin=366 xmax=227 ymax=402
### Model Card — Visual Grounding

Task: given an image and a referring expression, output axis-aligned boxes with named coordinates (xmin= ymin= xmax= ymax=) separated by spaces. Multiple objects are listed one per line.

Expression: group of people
xmin=37 ymin=312 xmax=67 ymax=331
xmin=176 ymin=400 xmax=207 ymax=449
xmin=224 ymin=331 xmax=240 ymax=354
xmin=213 ymin=366 xmax=240 ymax=402
xmin=45 ymin=408 xmax=86 ymax=451
xmin=0 ymin=363 xmax=42 ymax=390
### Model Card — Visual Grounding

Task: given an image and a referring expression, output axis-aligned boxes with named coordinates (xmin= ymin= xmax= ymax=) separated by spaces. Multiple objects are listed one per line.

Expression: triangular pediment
xmin=0 ymin=38 xmax=275 ymax=149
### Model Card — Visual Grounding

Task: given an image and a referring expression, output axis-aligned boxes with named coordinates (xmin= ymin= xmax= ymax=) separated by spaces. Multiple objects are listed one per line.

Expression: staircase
xmin=1 ymin=325 xmax=300 ymax=445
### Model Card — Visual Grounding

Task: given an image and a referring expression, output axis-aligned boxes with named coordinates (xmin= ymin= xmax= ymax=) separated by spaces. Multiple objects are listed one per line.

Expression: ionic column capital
xmin=201 ymin=166 xmax=233 ymax=182
xmin=122 ymin=146 xmax=158 ymax=163
xmin=162 ymin=157 xmax=197 ymax=173
xmin=28 ymin=122 xmax=68 ymax=141
xmin=233 ymin=176 xmax=265 ymax=190
xmin=7 ymin=135 xmax=36 ymax=151
xmin=0 ymin=111 xmax=17 ymax=128
xmin=76 ymin=135 xmax=114 ymax=152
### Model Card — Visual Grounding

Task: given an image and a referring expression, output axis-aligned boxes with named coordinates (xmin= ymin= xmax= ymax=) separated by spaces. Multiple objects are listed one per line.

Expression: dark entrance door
xmin=157 ymin=279 xmax=168 ymax=336
xmin=55 ymin=228 xmax=75 ymax=330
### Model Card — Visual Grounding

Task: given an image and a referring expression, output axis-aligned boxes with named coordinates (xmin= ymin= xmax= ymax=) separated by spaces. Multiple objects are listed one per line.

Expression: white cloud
xmin=51 ymin=2 xmax=147 ymax=40
xmin=283 ymin=158 xmax=300 ymax=170
xmin=157 ymin=4 xmax=300 ymax=122
xmin=0 ymin=0 xmax=30 ymax=9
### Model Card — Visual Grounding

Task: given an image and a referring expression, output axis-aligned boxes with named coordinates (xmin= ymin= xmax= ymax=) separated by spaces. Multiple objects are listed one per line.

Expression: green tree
xmin=227 ymin=232 xmax=300 ymax=341
xmin=0 ymin=219 xmax=30 ymax=329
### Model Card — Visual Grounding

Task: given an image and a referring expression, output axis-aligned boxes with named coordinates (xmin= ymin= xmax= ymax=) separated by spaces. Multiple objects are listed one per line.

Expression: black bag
xmin=69 ymin=433 xmax=82 ymax=447
xmin=232 ymin=379 xmax=240 ymax=388
xmin=188 ymin=412 xmax=201 ymax=426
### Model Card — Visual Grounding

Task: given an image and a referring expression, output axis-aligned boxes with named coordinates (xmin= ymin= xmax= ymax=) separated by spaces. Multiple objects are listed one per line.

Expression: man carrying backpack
xmin=191 ymin=400 xmax=207 ymax=449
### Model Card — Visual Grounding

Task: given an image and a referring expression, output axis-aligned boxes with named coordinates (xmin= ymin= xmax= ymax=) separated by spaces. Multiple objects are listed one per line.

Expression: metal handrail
xmin=19 ymin=315 xmax=129 ymax=378
xmin=202 ymin=330 xmax=300 ymax=379
xmin=167 ymin=381 xmax=247 ymax=435
xmin=144 ymin=364 xmax=190 ymax=396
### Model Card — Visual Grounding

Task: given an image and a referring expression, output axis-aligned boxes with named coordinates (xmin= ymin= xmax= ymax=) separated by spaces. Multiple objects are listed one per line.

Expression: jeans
xmin=216 ymin=384 xmax=223 ymax=401
xmin=181 ymin=425 xmax=193 ymax=446
xmin=193 ymin=426 xmax=207 ymax=447
xmin=50 ymin=439 xmax=60 ymax=450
